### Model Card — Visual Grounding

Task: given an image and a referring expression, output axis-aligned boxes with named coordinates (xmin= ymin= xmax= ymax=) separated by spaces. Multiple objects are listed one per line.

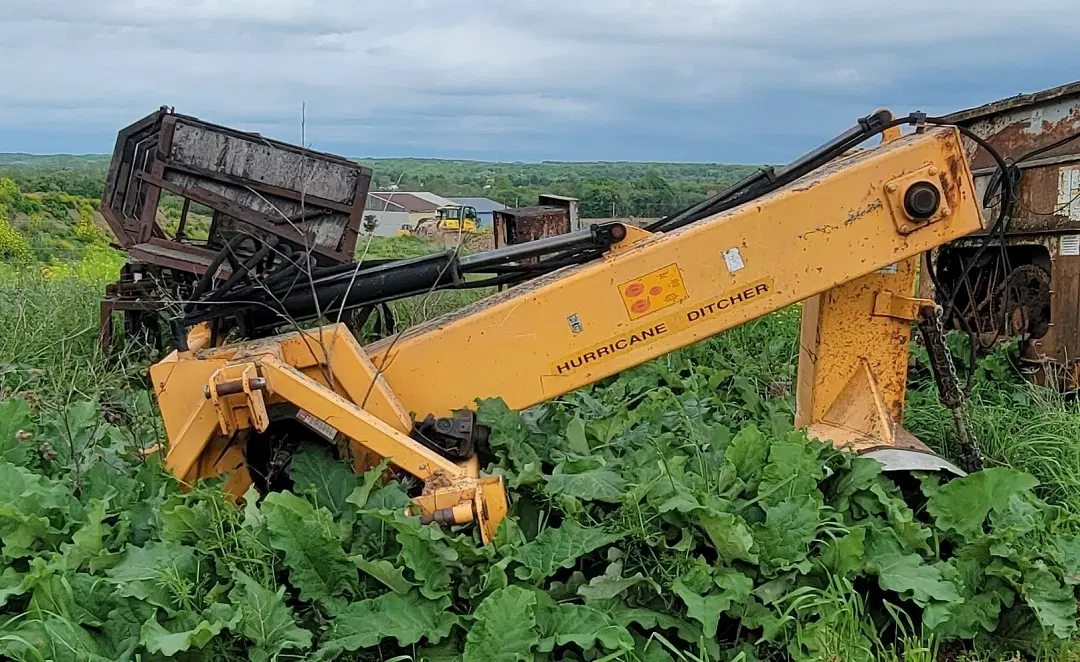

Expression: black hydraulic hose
xmin=921 ymin=117 xmax=1015 ymax=320
xmin=204 ymin=238 xmax=279 ymax=302
xmin=260 ymin=251 xmax=316 ymax=292
xmin=191 ymin=234 xmax=251 ymax=301
xmin=1016 ymin=129 xmax=1080 ymax=164
xmin=646 ymin=109 xmax=896 ymax=233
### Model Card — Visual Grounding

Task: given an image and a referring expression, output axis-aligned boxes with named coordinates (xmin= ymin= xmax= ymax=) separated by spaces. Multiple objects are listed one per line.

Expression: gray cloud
xmin=1 ymin=0 xmax=1077 ymax=161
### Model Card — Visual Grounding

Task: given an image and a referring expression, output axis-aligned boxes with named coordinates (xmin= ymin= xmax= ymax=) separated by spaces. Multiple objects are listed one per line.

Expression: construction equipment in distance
xmin=395 ymin=205 xmax=480 ymax=237
xmin=435 ymin=204 xmax=480 ymax=232
xmin=149 ymin=110 xmax=986 ymax=543
xmin=98 ymin=107 xmax=373 ymax=353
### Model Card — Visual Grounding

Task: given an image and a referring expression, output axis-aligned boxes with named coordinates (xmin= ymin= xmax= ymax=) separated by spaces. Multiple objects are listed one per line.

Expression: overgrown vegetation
xmin=1 ymin=250 xmax=1079 ymax=660
xmin=0 ymin=176 xmax=123 ymax=269
xmin=0 ymin=165 xmax=1078 ymax=660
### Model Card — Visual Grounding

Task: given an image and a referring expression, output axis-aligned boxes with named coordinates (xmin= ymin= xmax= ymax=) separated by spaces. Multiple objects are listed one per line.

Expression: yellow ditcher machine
xmin=151 ymin=110 xmax=998 ymax=543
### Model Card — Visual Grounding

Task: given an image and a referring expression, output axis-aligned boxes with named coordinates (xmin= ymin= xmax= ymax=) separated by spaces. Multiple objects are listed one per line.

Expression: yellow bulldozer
xmin=435 ymin=204 xmax=480 ymax=233
xmin=396 ymin=204 xmax=480 ymax=237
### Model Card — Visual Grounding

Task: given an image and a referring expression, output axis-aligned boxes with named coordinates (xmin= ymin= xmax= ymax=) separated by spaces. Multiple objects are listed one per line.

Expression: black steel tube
xmin=192 ymin=233 xmax=248 ymax=300
xmin=458 ymin=225 xmax=617 ymax=271
xmin=646 ymin=169 xmax=771 ymax=232
xmin=242 ymin=252 xmax=460 ymax=328
xmin=773 ymin=109 xmax=892 ymax=179
xmin=648 ymin=109 xmax=893 ymax=233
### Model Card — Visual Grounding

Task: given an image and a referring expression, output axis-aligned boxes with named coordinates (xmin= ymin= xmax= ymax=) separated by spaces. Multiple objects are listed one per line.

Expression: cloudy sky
xmin=2 ymin=0 xmax=1078 ymax=163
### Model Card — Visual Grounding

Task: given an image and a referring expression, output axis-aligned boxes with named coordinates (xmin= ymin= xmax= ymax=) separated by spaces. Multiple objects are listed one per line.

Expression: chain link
xmin=920 ymin=305 xmax=983 ymax=473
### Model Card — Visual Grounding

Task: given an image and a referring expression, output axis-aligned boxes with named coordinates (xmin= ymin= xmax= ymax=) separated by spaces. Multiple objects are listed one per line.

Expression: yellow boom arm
xmin=151 ymin=125 xmax=984 ymax=542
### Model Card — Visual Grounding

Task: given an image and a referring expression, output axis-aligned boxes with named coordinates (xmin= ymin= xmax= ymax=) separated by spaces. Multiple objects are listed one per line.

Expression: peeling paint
xmin=846 ymin=199 xmax=883 ymax=225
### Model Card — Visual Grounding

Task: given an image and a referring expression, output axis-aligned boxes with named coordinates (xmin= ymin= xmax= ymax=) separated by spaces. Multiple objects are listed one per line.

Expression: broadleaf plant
xmin=0 ymin=318 xmax=1077 ymax=660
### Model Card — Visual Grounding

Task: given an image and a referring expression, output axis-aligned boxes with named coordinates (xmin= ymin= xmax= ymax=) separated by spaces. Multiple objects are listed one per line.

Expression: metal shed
xmin=934 ymin=81 xmax=1080 ymax=386
xmin=492 ymin=205 xmax=571 ymax=251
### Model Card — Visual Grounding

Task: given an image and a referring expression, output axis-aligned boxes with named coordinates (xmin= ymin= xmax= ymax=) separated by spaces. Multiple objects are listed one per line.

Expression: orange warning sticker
xmin=619 ymin=264 xmax=688 ymax=320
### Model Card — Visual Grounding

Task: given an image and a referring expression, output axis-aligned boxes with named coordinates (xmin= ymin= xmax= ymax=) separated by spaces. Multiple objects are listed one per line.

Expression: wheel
xmin=992 ymin=265 xmax=1051 ymax=340
xmin=244 ymin=419 xmax=339 ymax=495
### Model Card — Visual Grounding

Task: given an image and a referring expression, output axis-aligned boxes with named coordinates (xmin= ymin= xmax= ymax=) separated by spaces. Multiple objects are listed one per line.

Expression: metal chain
xmin=919 ymin=305 xmax=984 ymax=473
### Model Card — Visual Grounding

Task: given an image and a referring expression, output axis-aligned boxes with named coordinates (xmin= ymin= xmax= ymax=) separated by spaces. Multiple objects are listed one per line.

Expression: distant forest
xmin=0 ymin=153 xmax=762 ymax=219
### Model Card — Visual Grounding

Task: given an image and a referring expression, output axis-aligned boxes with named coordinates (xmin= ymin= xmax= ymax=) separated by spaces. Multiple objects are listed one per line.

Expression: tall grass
xmin=0 ymin=248 xmax=139 ymax=404
xmin=906 ymin=350 xmax=1080 ymax=511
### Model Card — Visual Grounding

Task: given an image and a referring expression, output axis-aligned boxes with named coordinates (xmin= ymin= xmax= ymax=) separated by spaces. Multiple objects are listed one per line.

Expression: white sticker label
xmin=876 ymin=263 xmax=899 ymax=275
xmin=567 ymin=313 xmax=583 ymax=334
xmin=1057 ymin=167 xmax=1080 ymax=220
xmin=723 ymin=248 xmax=745 ymax=273
xmin=1061 ymin=234 xmax=1080 ymax=256
xmin=296 ymin=409 xmax=338 ymax=441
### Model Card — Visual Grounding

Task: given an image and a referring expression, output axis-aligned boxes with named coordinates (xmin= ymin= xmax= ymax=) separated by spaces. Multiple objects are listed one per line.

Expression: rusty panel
xmin=168 ymin=120 xmax=361 ymax=203
xmin=101 ymin=109 xmax=163 ymax=248
xmin=945 ymin=81 xmax=1080 ymax=234
xmin=937 ymin=82 xmax=1080 ymax=386
xmin=492 ymin=206 xmax=570 ymax=249
xmin=1040 ymin=235 xmax=1080 ymax=375
xmin=101 ymin=107 xmax=372 ymax=267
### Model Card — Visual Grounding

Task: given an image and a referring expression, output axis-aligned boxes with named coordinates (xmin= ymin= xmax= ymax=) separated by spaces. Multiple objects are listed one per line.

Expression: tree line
xmin=0 ymin=154 xmax=761 ymax=220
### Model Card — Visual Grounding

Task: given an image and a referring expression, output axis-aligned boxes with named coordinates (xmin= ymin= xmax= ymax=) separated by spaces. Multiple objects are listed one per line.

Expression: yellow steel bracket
xmin=152 ymin=324 xmax=509 ymax=543
xmin=797 ymin=257 xmax=963 ymax=474
xmin=873 ymin=291 xmax=936 ymax=322
xmin=606 ymin=225 xmax=655 ymax=256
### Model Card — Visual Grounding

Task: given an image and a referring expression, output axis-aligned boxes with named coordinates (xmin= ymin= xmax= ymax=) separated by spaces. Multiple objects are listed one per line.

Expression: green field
xmin=0 ymin=171 xmax=1079 ymax=661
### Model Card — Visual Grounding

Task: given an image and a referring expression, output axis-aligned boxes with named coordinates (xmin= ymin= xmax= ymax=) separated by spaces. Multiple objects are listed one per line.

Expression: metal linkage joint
xmin=411 ymin=410 xmax=490 ymax=461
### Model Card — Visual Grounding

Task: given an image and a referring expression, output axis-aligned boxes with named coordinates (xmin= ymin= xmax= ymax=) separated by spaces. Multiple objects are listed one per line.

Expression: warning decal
xmin=620 ymin=264 xmax=688 ymax=320
xmin=553 ymin=277 xmax=775 ymax=376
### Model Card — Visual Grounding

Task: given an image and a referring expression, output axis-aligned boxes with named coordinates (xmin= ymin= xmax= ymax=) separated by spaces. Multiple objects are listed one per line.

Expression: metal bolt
xmin=886 ymin=182 xmax=897 ymax=192
xmin=204 ymin=377 xmax=267 ymax=399
xmin=929 ymin=166 xmax=939 ymax=176
xmin=941 ymin=206 xmax=951 ymax=217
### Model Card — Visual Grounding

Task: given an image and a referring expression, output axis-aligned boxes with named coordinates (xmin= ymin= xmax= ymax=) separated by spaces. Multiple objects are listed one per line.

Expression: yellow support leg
xmin=795 ymin=256 xmax=963 ymax=473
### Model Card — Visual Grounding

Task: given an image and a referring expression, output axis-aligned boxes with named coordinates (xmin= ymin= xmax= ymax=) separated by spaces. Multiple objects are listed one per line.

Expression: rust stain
xmin=492 ymin=206 xmax=571 ymax=251
xmin=942 ymin=149 xmax=963 ymax=210
xmin=955 ymin=94 xmax=1080 ymax=234
xmin=845 ymin=199 xmax=883 ymax=225
xmin=965 ymin=105 xmax=1080 ymax=170
xmin=798 ymin=225 xmax=840 ymax=240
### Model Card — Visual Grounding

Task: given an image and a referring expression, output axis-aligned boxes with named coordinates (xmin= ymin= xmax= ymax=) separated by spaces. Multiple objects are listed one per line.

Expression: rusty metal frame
xmin=99 ymin=107 xmax=374 ymax=352
xmin=101 ymin=107 xmax=373 ymax=268
xmin=492 ymin=205 xmax=571 ymax=250
xmin=932 ymin=81 xmax=1080 ymax=384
